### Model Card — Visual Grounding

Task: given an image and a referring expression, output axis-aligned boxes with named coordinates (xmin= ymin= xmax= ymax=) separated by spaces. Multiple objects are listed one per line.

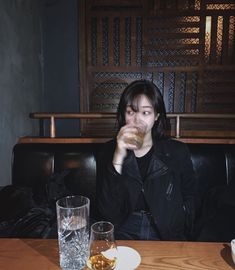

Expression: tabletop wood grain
xmin=0 ymin=239 xmax=234 ymax=270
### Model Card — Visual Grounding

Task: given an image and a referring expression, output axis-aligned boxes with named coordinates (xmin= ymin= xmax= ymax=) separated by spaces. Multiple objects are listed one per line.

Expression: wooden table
xmin=0 ymin=238 xmax=234 ymax=270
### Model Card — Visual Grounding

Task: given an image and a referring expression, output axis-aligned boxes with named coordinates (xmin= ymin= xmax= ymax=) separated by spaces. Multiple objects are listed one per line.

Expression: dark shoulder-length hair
xmin=116 ymin=80 xmax=167 ymax=140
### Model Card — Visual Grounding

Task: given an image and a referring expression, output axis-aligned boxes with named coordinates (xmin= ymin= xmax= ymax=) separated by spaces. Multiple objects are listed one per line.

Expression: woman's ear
xmin=155 ymin=113 xmax=160 ymax=121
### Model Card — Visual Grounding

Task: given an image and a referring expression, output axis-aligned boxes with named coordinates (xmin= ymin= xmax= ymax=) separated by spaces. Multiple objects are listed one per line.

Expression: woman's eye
xmin=126 ymin=110 xmax=134 ymax=115
xmin=143 ymin=111 xmax=151 ymax=115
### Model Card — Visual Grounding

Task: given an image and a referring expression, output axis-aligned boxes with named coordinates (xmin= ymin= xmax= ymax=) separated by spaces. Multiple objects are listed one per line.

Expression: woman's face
xmin=125 ymin=94 xmax=158 ymax=136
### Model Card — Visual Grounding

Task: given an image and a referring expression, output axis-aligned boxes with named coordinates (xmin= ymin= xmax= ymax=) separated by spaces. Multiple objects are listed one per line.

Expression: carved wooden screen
xmin=78 ymin=0 xmax=235 ymax=137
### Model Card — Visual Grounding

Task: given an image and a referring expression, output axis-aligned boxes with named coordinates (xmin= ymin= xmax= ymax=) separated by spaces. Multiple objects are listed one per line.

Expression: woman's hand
xmin=117 ymin=124 xmax=140 ymax=150
xmin=112 ymin=125 xmax=139 ymax=172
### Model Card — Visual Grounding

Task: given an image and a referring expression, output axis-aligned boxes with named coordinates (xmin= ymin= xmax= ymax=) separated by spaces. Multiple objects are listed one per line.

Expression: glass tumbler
xmin=56 ymin=195 xmax=90 ymax=270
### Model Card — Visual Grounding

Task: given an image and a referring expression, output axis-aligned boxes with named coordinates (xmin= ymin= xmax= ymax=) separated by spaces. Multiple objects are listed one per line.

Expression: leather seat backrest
xmin=12 ymin=142 xmax=235 ymax=215
xmin=188 ymin=144 xmax=227 ymax=202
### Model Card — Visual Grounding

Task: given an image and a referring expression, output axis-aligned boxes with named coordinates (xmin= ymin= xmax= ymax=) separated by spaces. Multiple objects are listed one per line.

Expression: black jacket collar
xmin=122 ymin=140 xmax=171 ymax=182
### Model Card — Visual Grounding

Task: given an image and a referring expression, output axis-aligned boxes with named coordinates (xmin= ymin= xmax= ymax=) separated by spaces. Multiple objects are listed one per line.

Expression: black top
xmin=135 ymin=146 xmax=153 ymax=211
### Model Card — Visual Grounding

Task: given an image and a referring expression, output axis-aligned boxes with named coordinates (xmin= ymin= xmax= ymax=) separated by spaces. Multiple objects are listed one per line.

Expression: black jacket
xmin=96 ymin=138 xmax=196 ymax=240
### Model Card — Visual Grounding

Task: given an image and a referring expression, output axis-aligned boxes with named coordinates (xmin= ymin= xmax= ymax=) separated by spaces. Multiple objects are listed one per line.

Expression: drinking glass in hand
xmin=87 ymin=221 xmax=118 ymax=270
xmin=56 ymin=195 xmax=90 ymax=270
xmin=124 ymin=121 xmax=147 ymax=149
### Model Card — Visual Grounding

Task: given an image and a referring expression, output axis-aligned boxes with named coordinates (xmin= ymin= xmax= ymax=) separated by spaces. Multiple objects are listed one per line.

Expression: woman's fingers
xmin=117 ymin=125 xmax=139 ymax=150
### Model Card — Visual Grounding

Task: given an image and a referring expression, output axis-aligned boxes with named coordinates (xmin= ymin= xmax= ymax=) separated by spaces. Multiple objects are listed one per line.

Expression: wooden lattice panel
xmin=79 ymin=0 xmax=235 ymax=136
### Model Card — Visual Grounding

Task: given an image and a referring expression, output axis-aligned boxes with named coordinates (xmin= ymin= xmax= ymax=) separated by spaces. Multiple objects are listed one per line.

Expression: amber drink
xmin=124 ymin=123 xmax=147 ymax=149
xmin=87 ymin=221 xmax=118 ymax=270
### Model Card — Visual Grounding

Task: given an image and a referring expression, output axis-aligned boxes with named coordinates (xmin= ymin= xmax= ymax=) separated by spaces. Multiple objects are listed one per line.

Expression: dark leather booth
xmin=11 ymin=142 xmax=235 ymax=241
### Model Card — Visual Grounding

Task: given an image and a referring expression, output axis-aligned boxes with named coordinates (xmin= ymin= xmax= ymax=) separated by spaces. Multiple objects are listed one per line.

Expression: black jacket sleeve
xmin=95 ymin=140 xmax=130 ymax=226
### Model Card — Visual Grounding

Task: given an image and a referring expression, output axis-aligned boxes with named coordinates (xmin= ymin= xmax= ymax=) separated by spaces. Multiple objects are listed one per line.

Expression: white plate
xmin=115 ymin=246 xmax=141 ymax=270
xmin=231 ymin=239 xmax=235 ymax=264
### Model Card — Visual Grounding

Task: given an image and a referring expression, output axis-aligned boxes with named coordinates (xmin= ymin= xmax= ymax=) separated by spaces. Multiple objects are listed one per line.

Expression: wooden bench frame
xmin=17 ymin=113 xmax=235 ymax=144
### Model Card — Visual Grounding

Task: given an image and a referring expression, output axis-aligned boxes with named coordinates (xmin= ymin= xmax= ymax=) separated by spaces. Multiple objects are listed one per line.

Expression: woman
xmin=96 ymin=80 xmax=196 ymax=240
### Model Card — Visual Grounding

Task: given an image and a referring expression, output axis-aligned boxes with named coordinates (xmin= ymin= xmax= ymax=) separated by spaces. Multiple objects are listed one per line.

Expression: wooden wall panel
xmin=78 ymin=0 xmax=235 ymax=137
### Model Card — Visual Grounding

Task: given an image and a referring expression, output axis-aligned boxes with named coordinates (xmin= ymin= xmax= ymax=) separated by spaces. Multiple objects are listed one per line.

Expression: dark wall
xmin=43 ymin=0 xmax=80 ymax=136
xmin=0 ymin=0 xmax=43 ymax=186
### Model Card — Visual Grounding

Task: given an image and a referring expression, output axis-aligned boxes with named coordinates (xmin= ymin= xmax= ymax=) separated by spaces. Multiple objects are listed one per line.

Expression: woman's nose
xmin=133 ymin=113 xmax=140 ymax=124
